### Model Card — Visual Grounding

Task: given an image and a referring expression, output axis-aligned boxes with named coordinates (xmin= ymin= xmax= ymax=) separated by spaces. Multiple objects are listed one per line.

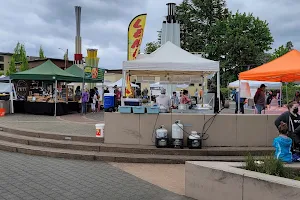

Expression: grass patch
xmin=245 ymin=154 xmax=300 ymax=181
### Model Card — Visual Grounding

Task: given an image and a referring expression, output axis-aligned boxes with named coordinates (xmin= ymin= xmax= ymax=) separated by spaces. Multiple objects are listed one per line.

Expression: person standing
xmin=180 ymin=90 xmax=191 ymax=105
xmin=293 ymin=91 xmax=300 ymax=104
xmin=275 ymin=101 xmax=300 ymax=151
xmin=114 ymin=85 xmax=121 ymax=106
xmin=75 ymin=86 xmax=81 ymax=102
xmin=91 ymin=93 xmax=97 ymax=113
xmin=94 ymin=87 xmax=99 ymax=112
xmin=235 ymin=91 xmax=246 ymax=114
xmin=156 ymin=88 xmax=171 ymax=112
xmin=171 ymin=91 xmax=180 ymax=109
xmin=254 ymin=84 xmax=266 ymax=114
xmin=81 ymin=89 xmax=89 ymax=115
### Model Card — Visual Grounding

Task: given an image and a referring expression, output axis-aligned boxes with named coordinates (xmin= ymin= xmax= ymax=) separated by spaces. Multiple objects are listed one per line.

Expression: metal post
xmin=217 ymin=71 xmax=221 ymax=112
xmin=54 ymin=80 xmax=57 ymax=117
xmin=280 ymin=84 xmax=282 ymax=107
xmin=81 ymin=62 xmax=85 ymax=114
xmin=9 ymin=79 xmax=14 ymax=114
xmin=286 ymin=82 xmax=288 ymax=103
xmin=121 ymin=70 xmax=126 ymax=106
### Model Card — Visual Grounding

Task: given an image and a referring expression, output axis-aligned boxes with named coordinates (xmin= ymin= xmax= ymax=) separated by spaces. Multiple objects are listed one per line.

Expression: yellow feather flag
xmin=125 ymin=75 xmax=132 ymax=97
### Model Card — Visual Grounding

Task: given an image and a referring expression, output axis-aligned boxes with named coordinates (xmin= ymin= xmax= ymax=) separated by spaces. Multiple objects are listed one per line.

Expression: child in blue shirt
xmin=273 ymin=121 xmax=293 ymax=163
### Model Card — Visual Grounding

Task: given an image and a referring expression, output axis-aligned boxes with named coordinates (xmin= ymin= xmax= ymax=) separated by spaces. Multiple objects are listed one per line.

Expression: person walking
xmin=235 ymin=90 xmax=246 ymax=114
xmin=254 ymin=84 xmax=266 ymax=114
xmin=91 ymin=92 xmax=97 ymax=113
xmin=81 ymin=88 xmax=89 ymax=115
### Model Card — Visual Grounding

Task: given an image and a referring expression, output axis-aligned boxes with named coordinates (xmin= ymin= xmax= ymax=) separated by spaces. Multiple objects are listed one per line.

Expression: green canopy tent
xmin=65 ymin=64 xmax=104 ymax=83
xmin=10 ymin=60 xmax=82 ymax=116
xmin=10 ymin=60 xmax=82 ymax=82
xmin=65 ymin=64 xmax=105 ymax=114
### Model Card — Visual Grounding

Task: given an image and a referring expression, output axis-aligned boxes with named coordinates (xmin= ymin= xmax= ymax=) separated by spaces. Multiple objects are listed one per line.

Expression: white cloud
xmin=0 ymin=0 xmax=299 ymax=70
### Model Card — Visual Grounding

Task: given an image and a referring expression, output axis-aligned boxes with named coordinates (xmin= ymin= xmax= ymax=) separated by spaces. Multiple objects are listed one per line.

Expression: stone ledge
xmin=185 ymin=161 xmax=300 ymax=200
xmin=0 ymin=125 xmax=104 ymax=143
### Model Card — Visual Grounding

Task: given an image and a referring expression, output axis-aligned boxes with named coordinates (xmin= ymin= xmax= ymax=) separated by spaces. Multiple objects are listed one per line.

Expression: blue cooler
xmin=133 ymin=106 xmax=145 ymax=114
xmin=104 ymin=93 xmax=115 ymax=112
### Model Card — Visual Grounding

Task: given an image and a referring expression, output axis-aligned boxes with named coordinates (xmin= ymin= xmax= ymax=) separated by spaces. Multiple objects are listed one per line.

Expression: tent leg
xmin=280 ymin=85 xmax=282 ymax=107
xmin=217 ymin=71 xmax=221 ymax=112
xmin=54 ymin=80 xmax=57 ymax=117
xmin=9 ymin=79 xmax=14 ymax=114
xmin=81 ymin=64 xmax=86 ymax=114
xmin=286 ymin=83 xmax=288 ymax=104
xmin=238 ymin=80 xmax=240 ymax=114
xmin=121 ymin=70 xmax=126 ymax=106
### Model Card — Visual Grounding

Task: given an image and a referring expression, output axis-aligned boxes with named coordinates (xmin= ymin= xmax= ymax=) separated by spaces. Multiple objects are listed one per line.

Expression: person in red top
xmin=180 ymin=90 xmax=191 ymax=104
xmin=114 ymin=85 xmax=121 ymax=106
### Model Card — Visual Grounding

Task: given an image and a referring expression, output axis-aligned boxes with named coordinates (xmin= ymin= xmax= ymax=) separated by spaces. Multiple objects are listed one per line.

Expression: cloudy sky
xmin=0 ymin=0 xmax=299 ymax=69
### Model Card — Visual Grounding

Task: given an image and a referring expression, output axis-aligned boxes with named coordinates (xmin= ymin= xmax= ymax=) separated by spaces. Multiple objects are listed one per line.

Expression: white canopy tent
xmin=108 ymin=78 xmax=139 ymax=88
xmin=122 ymin=41 xmax=220 ymax=109
xmin=228 ymin=80 xmax=282 ymax=89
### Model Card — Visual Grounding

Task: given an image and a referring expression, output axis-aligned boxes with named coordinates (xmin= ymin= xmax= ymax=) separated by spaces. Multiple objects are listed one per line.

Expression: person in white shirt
xmin=91 ymin=93 xmax=97 ymax=113
xmin=156 ymin=88 xmax=170 ymax=112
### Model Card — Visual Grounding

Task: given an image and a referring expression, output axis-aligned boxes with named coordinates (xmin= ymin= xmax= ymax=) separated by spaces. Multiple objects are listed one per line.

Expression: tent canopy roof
xmin=108 ymin=78 xmax=139 ymax=88
xmin=239 ymin=50 xmax=300 ymax=82
xmin=123 ymin=41 xmax=219 ymax=76
xmin=10 ymin=60 xmax=81 ymax=82
xmin=228 ymin=80 xmax=282 ymax=89
xmin=65 ymin=64 xmax=103 ymax=83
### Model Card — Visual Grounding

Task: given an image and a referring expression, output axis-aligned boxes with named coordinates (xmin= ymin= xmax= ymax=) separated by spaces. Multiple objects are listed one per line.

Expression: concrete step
xmin=0 ymin=131 xmax=274 ymax=156
xmin=0 ymin=125 xmax=103 ymax=143
xmin=0 ymin=140 xmax=265 ymax=164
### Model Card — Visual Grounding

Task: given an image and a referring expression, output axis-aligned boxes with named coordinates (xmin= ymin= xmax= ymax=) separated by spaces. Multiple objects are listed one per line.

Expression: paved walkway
xmin=0 ymin=151 xmax=192 ymax=200
xmin=0 ymin=113 xmax=104 ymax=136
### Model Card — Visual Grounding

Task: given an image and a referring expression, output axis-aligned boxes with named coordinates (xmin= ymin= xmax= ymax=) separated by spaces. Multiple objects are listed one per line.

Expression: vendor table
xmin=14 ymin=101 xmax=80 ymax=116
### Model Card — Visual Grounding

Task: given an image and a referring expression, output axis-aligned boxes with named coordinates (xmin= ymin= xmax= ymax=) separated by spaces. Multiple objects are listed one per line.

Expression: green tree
xmin=39 ymin=45 xmax=46 ymax=59
xmin=205 ymin=12 xmax=274 ymax=86
xmin=176 ymin=0 xmax=229 ymax=52
xmin=270 ymin=41 xmax=293 ymax=61
xmin=6 ymin=56 xmax=16 ymax=76
xmin=19 ymin=44 xmax=29 ymax=71
xmin=144 ymin=41 xmax=160 ymax=54
xmin=13 ymin=42 xmax=22 ymax=62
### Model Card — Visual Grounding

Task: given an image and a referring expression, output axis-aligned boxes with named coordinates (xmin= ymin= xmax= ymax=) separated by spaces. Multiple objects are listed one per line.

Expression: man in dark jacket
xmin=254 ymin=84 xmax=266 ymax=114
xmin=275 ymin=101 xmax=300 ymax=150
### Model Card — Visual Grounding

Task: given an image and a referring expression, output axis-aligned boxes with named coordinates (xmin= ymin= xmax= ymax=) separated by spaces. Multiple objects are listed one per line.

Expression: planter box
xmin=185 ymin=161 xmax=300 ymax=200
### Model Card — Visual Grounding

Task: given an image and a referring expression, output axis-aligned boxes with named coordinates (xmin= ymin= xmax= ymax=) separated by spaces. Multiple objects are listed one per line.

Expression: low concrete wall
xmin=104 ymin=113 xmax=280 ymax=147
xmin=185 ymin=161 xmax=300 ymax=200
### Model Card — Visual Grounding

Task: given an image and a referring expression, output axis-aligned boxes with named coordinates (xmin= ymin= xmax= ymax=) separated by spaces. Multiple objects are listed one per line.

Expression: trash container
xmin=95 ymin=123 xmax=105 ymax=137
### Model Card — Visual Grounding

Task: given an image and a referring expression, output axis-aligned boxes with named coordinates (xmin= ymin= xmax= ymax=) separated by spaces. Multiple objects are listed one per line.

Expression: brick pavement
xmin=0 ymin=151 xmax=192 ymax=200
xmin=0 ymin=114 xmax=97 ymax=137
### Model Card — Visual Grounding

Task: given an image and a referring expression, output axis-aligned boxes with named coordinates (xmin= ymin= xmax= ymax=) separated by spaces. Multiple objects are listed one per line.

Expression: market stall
xmin=104 ymin=41 xmax=221 ymax=146
xmin=122 ymin=41 xmax=220 ymax=110
xmin=238 ymin=49 xmax=300 ymax=111
xmin=10 ymin=60 xmax=82 ymax=116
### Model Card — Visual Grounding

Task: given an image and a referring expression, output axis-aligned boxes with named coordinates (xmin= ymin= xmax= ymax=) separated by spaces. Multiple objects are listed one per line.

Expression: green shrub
xmin=281 ymin=83 xmax=299 ymax=104
xmin=221 ymin=88 xmax=230 ymax=99
xmin=245 ymin=154 xmax=297 ymax=180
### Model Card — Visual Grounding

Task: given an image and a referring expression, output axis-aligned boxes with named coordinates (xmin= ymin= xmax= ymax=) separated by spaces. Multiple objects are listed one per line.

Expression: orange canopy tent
xmin=239 ymin=50 xmax=300 ymax=82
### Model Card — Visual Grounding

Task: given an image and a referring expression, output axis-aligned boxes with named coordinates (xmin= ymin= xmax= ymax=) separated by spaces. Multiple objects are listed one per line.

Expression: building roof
xmin=15 ymin=58 xmax=74 ymax=64
xmin=0 ymin=52 xmax=13 ymax=56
